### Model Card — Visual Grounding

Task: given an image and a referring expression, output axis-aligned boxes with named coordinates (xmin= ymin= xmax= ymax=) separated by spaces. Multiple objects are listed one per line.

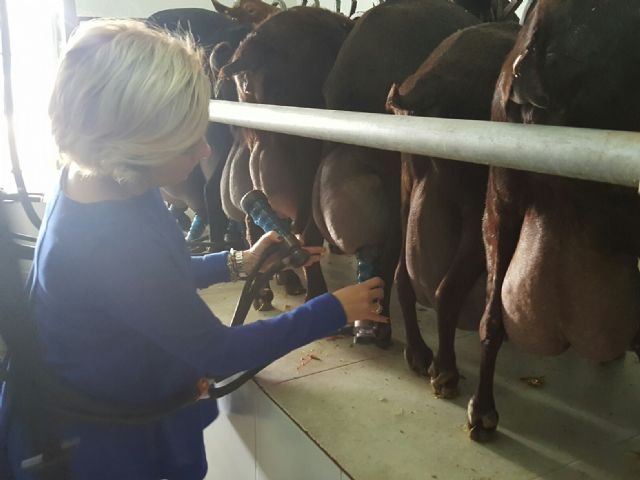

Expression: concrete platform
xmin=201 ymin=251 xmax=640 ymax=480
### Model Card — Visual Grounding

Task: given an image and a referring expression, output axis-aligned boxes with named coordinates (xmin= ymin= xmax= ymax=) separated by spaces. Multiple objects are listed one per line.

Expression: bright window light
xmin=1 ymin=0 xmax=64 ymax=195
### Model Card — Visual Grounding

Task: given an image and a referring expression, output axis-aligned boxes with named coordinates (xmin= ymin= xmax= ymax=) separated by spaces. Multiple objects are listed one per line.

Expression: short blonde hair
xmin=49 ymin=18 xmax=211 ymax=184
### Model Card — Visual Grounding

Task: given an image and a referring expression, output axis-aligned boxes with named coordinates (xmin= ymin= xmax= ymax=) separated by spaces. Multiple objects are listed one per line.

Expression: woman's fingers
xmin=366 ymin=312 xmax=389 ymax=324
xmin=367 ymin=287 xmax=385 ymax=303
xmin=260 ymin=231 xmax=282 ymax=247
xmin=363 ymin=296 xmax=387 ymax=324
xmin=251 ymin=231 xmax=283 ymax=257
xmin=302 ymin=248 xmax=325 ymax=267
xmin=304 ymin=246 xmax=325 ymax=255
xmin=360 ymin=276 xmax=385 ymax=290
xmin=362 ymin=299 xmax=388 ymax=324
xmin=361 ymin=278 xmax=386 ymax=323
xmin=332 ymin=279 xmax=390 ymax=325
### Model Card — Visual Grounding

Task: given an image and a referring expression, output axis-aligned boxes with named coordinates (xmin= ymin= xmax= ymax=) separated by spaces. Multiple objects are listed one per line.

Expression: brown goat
xmin=148 ymin=9 xmax=251 ymax=250
xmin=468 ymin=0 xmax=640 ymax=442
xmin=316 ymin=0 xmax=480 ymax=346
xmin=386 ymin=22 xmax=519 ymax=397
xmin=209 ymin=42 xmax=253 ymax=226
xmin=221 ymin=7 xmax=353 ymax=307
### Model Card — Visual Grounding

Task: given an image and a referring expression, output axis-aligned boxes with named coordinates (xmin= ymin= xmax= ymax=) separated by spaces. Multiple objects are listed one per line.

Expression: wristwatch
xmin=228 ymin=249 xmax=248 ymax=280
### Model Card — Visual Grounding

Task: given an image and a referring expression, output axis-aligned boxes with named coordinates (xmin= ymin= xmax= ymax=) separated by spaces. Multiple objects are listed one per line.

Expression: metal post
xmin=209 ymin=100 xmax=640 ymax=188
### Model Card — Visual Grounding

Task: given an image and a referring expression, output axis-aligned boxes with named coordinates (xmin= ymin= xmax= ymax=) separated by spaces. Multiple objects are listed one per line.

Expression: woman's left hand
xmin=243 ymin=231 xmax=326 ymax=274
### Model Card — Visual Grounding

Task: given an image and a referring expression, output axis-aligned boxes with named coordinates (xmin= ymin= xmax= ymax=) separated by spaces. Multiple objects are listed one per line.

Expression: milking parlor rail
xmin=209 ymin=100 xmax=640 ymax=189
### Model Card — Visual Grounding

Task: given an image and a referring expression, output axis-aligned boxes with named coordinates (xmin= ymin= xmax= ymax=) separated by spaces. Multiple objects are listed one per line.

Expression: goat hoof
xmin=276 ymin=271 xmax=306 ymax=296
xmin=467 ymin=396 xmax=499 ymax=443
xmin=428 ymin=361 xmax=460 ymax=399
xmin=253 ymin=288 xmax=274 ymax=311
xmin=404 ymin=343 xmax=434 ymax=377
xmin=429 ymin=370 xmax=460 ymax=399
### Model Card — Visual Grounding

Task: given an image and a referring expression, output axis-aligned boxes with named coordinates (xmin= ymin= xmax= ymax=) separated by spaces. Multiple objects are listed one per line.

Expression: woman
xmin=4 ymin=18 xmax=387 ymax=479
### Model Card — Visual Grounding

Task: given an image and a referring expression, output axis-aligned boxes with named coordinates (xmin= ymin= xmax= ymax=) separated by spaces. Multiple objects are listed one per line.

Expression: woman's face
xmin=147 ymin=136 xmax=211 ymax=188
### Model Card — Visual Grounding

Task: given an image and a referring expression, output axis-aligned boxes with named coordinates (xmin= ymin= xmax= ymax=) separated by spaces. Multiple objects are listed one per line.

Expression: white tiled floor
xmin=203 ymin=379 xmax=346 ymax=480
xmin=201 ymin=252 xmax=640 ymax=480
xmin=254 ymin=389 xmax=344 ymax=480
xmin=203 ymin=382 xmax=257 ymax=480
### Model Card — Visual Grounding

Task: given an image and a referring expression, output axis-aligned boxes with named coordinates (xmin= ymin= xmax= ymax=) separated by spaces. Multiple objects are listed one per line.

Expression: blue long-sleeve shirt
xmin=3 ymin=176 xmax=346 ymax=479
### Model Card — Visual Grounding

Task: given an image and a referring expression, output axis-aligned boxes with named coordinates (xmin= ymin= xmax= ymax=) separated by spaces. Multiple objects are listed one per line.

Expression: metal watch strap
xmin=229 ymin=248 xmax=248 ymax=279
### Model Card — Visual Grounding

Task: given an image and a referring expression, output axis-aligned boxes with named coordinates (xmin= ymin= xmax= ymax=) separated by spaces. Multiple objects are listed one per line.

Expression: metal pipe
xmin=209 ymin=100 xmax=640 ymax=188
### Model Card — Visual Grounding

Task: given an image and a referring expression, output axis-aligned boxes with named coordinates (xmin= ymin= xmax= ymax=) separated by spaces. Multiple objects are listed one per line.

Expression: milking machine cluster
xmin=242 ymin=190 xmax=378 ymax=345
xmin=241 ymin=190 xmax=310 ymax=269
xmin=206 ymin=190 xmax=314 ymax=397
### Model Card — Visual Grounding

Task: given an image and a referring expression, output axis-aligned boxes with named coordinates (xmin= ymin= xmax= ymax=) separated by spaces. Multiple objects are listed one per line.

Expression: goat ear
xmin=385 ymin=84 xmax=412 ymax=116
xmin=492 ymin=68 xmax=514 ymax=122
xmin=218 ymin=42 xmax=264 ymax=79
xmin=210 ymin=42 xmax=234 ymax=74
xmin=211 ymin=0 xmax=231 ymax=14
xmin=219 ymin=57 xmax=250 ymax=80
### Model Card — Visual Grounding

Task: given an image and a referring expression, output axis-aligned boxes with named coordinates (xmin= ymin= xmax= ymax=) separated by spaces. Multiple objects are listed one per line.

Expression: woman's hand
xmin=332 ymin=277 xmax=388 ymax=324
xmin=243 ymin=231 xmax=326 ymax=274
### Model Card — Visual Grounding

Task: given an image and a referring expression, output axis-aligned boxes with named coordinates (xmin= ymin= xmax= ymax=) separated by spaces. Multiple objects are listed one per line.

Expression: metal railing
xmin=209 ymin=100 xmax=640 ymax=189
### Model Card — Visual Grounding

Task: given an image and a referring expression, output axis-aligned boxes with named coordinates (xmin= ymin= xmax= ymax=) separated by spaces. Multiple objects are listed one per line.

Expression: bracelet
xmin=227 ymin=249 xmax=248 ymax=281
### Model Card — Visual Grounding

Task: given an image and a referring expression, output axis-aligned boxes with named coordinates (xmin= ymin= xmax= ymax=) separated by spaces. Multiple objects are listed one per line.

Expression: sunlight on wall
xmin=1 ymin=0 xmax=63 ymax=195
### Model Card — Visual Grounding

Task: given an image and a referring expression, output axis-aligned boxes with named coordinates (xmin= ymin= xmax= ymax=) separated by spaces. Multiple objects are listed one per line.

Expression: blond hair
xmin=49 ymin=18 xmax=211 ymax=185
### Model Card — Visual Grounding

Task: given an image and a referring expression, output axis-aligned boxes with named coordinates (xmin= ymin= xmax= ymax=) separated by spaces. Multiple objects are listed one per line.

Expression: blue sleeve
xmin=190 ymin=252 xmax=231 ymax=288
xmin=97 ymin=241 xmax=346 ymax=378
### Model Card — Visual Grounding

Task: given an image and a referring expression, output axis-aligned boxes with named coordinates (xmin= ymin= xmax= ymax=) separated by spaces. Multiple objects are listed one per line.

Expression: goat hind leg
xmin=431 ymin=219 xmax=485 ymax=399
xmin=396 ymin=247 xmax=433 ymax=376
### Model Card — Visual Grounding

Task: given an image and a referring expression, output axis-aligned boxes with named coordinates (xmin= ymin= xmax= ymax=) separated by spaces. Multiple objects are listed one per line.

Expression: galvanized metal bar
xmin=209 ymin=100 xmax=640 ymax=188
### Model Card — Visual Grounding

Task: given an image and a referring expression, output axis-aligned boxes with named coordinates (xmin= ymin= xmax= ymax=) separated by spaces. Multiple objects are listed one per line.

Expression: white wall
xmin=74 ymin=0 xmax=377 ymax=19
xmin=76 ymin=0 xmax=220 ymax=18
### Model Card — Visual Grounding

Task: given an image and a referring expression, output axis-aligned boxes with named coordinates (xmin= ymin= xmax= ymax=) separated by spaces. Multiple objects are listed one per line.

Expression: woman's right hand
xmin=332 ymin=277 xmax=388 ymax=325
